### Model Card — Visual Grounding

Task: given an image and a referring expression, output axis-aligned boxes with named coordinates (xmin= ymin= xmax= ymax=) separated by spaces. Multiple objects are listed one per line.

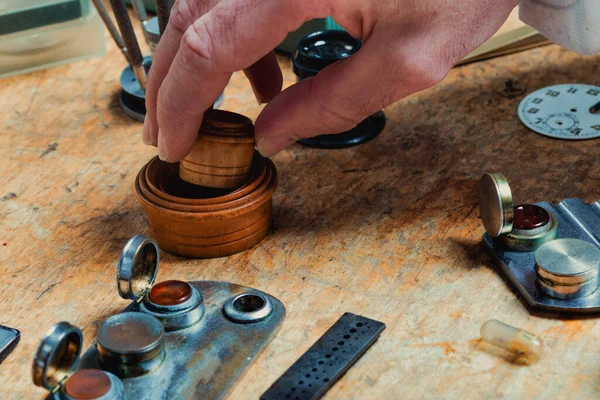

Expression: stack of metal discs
xmin=535 ymin=238 xmax=600 ymax=300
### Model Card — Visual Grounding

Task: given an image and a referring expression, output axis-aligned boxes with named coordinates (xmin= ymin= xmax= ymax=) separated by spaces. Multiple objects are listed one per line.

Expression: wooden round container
xmin=135 ymin=155 xmax=277 ymax=258
xmin=179 ymin=109 xmax=256 ymax=189
xmin=137 ymin=158 xmax=273 ymax=213
xmin=145 ymin=154 xmax=266 ymax=206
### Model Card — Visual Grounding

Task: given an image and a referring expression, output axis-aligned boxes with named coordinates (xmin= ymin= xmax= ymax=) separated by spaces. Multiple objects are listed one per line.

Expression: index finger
xmin=143 ymin=0 xmax=220 ymax=146
xmin=155 ymin=0 xmax=331 ymax=161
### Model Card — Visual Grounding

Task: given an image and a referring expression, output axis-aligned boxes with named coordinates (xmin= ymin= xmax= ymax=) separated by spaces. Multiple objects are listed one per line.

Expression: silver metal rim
xmin=32 ymin=322 xmax=82 ymax=391
xmin=223 ymin=293 xmax=273 ymax=323
xmin=117 ymin=234 xmax=160 ymax=301
xmin=144 ymin=283 xmax=200 ymax=313
xmin=511 ymin=211 xmax=558 ymax=236
xmin=99 ymin=373 xmax=126 ymax=400
xmin=61 ymin=371 xmax=125 ymax=400
xmin=96 ymin=312 xmax=166 ymax=378
xmin=119 ymin=92 xmax=145 ymax=122
xmin=535 ymin=238 xmax=600 ymax=285
xmin=536 ymin=275 xmax=600 ymax=300
xmin=97 ymin=312 xmax=164 ymax=355
xmin=502 ymin=212 xmax=558 ymax=252
xmin=141 ymin=286 xmax=205 ymax=331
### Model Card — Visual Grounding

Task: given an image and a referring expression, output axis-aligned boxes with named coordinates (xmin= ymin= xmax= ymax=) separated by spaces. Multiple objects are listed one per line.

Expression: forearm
xmin=520 ymin=0 xmax=600 ymax=54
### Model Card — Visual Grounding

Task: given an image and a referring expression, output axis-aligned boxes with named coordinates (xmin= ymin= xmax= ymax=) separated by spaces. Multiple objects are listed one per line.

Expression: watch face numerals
xmin=518 ymin=84 xmax=600 ymax=140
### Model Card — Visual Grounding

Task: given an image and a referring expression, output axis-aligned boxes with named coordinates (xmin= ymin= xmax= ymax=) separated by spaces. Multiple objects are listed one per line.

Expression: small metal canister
xmin=478 ymin=173 xmax=558 ymax=252
xmin=96 ymin=312 xmax=166 ymax=378
xmin=34 ymin=234 xmax=286 ymax=399
xmin=535 ymin=238 xmax=600 ymax=299
xmin=32 ymin=322 xmax=125 ymax=400
xmin=117 ymin=234 xmax=205 ymax=330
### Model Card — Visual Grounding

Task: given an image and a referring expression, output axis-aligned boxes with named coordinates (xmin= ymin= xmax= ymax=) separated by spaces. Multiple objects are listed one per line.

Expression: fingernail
xmin=142 ymin=118 xmax=153 ymax=145
xmin=256 ymin=93 xmax=268 ymax=105
xmin=158 ymin=133 xmax=168 ymax=161
xmin=252 ymin=85 xmax=268 ymax=104
xmin=256 ymin=136 xmax=297 ymax=157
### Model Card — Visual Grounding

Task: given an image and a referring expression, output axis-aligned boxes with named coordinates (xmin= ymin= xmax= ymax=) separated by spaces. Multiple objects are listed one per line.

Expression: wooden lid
xmin=200 ymin=109 xmax=254 ymax=138
xmin=180 ymin=110 xmax=256 ymax=189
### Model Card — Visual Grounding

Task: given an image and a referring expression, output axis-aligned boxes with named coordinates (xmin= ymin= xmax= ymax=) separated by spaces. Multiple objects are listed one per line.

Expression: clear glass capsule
xmin=480 ymin=320 xmax=544 ymax=364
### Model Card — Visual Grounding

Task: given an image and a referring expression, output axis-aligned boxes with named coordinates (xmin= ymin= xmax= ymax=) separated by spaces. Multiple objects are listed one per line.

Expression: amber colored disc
xmin=64 ymin=369 xmax=111 ymax=399
xmin=513 ymin=204 xmax=550 ymax=230
xmin=149 ymin=280 xmax=193 ymax=306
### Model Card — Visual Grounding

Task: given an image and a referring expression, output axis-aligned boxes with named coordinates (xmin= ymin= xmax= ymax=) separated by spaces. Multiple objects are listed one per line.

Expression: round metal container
xmin=502 ymin=209 xmax=558 ymax=252
xmin=96 ymin=312 xmax=166 ymax=378
xmin=223 ymin=293 xmax=273 ymax=323
xmin=32 ymin=322 xmax=124 ymax=399
xmin=535 ymin=238 xmax=600 ymax=299
xmin=142 ymin=282 xmax=205 ymax=331
xmin=62 ymin=370 xmax=124 ymax=400
xmin=119 ymin=56 xmax=152 ymax=122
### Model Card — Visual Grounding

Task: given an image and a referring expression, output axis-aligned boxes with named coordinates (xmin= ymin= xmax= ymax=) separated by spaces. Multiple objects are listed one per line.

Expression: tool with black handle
xmin=110 ymin=0 xmax=147 ymax=89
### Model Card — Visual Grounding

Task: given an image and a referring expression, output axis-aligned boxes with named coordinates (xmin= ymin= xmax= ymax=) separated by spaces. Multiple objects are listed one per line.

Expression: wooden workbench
xmin=1 ymin=7 xmax=599 ymax=400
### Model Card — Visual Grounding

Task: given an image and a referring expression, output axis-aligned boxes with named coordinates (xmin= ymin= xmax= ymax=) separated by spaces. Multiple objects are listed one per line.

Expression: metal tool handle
xmin=91 ymin=0 xmax=131 ymax=64
xmin=131 ymin=0 xmax=148 ymax=22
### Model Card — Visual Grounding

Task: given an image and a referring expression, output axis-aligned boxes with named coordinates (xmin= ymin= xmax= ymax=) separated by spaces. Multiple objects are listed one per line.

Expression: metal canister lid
xmin=535 ymin=238 xmax=600 ymax=285
xmin=117 ymin=234 xmax=160 ymax=302
xmin=97 ymin=312 xmax=166 ymax=378
xmin=32 ymin=322 xmax=82 ymax=391
xmin=478 ymin=173 xmax=514 ymax=238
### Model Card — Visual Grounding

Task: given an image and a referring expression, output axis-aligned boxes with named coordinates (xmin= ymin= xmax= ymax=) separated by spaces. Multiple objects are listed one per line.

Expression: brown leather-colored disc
xmin=64 ymin=369 xmax=111 ymax=399
xmin=149 ymin=280 xmax=193 ymax=306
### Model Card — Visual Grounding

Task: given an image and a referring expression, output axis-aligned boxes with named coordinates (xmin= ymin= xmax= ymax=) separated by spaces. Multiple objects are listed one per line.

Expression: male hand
xmin=143 ymin=0 xmax=518 ymax=161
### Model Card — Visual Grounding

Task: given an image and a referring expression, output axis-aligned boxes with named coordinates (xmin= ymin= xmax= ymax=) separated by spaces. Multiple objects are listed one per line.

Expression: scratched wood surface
xmin=1 ymin=6 xmax=600 ymax=400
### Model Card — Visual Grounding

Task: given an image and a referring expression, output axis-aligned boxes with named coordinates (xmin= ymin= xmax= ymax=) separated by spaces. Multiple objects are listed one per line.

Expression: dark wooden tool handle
xmin=110 ymin=0 xmax=143 ymax=67
xmin=156 ymin=0 xmax=170 ymax=35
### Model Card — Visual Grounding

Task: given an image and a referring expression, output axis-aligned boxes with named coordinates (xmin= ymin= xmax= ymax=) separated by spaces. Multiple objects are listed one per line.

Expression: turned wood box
xmin=135 ymin=110 xmax=277 ymax=258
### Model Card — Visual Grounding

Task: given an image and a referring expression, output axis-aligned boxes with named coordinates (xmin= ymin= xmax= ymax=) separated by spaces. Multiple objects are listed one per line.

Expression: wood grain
xmin=1 ymin=5 xmax=599 ymax=399
xmin=179 ymin=109 xmax=255 ymax=189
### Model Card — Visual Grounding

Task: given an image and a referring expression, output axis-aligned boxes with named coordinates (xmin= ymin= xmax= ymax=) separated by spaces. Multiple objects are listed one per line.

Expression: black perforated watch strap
xmin=261 ymin=313 xmax=385 ymax=400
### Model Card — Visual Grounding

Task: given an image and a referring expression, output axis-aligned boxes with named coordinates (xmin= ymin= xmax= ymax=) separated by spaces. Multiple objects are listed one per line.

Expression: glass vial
xmin=480 ymin=320 xmax=544 ymax=364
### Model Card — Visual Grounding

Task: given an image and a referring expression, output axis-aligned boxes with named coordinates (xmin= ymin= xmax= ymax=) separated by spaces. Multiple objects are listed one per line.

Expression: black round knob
xmin=292 ymin=30 xmax=385 ymax=149
xmin=293 ymin=30 xmax=362 ymax=78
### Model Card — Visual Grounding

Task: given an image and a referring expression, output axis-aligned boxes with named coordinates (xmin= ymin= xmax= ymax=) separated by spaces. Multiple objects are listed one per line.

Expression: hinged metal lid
xmin=478 ymin=173 xmax=514 ymax=238
xmin=117 ymin=234 xmax=160 ymax=302
xmin=32 ymin=322 xmax=82 ymax=391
